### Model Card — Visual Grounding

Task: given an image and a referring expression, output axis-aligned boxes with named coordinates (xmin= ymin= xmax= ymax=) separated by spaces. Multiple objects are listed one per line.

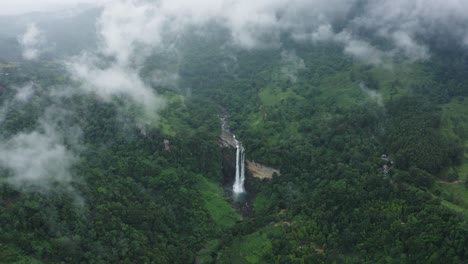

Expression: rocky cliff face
xmin=221 ymin=146 xmax=236 ymax=187
xmin=246 ymin=160 xmax=280 ymax=179
xmin=219 ymin=115 xmax=236 ymax=148
xmin=219 ymin=115 xmax=280 ymax=186
xmin=220 ymin=128 xmax=236 ymax=148
xmin=219 ymin=115 xmax=237 ymax=187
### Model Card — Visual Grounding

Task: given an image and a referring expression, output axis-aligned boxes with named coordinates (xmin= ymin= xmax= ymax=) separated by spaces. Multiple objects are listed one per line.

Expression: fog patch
xmin=14 ymin=82 xmax=35 ymax=102
xmin=67 ymin=57 xmax=163 ymax=118
xmin=280 ymin=50 xmax=305 ymax=83
xmin=10 ymin=0 xmax=468 ymax=66
xmin=60 ymin=0 xmax=468 ymax=69
xmin=390 ymin=31 xmax=429 ymax=61
xmin=0 ymin=82 xmax=84 ymax=196
xmin=0 ymin=119 xmax=78 ymax=192
xmin=359 ymin=82 xmax=383 ymax=106
xmin=18 ymin=23 xmax=45 ymax=60
xmin=0 ymin=102 xmax=9 ymax=125
xmin=67 ymin=0 xmax=167 ymax=122
xmin=149 ymin=70 xmax=180 ymax=88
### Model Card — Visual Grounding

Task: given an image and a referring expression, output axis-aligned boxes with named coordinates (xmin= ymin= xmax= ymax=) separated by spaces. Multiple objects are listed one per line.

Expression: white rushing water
xmin=233 ymin=137 xmax=245 ymax=194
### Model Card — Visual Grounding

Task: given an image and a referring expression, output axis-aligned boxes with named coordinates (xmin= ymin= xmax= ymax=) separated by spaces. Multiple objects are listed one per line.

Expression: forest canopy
xmin=0 ymin=1 xmax=467 ymax=263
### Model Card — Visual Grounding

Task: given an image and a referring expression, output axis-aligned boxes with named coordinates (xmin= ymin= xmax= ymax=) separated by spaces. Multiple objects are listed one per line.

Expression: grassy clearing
xmin=434 ymin=182 xmax=468 ymax=218
xmin=436 ymin=183 xmax=468 ymax=207
xmin=157 ymin=93 xmax=187 ymax=136
xmin=247 ymin=84 xmax=304 ymax=147
xmin=259 ymin=84 xmax=303 ymax=107
xmin=440 ymin=96 xmax=468 ymax=144
xmin=371 ymin=63 xmax=432 ymax=100
xmin=441 ymin=200 xmax=468 ymax=218
xmin=441 ymin=97 xmax=468 ymax=180
xmin=318 ymin=71 xmax=363 ymax=109
xmin=197 ymin=176 xmax=240 ymax=230
xmin=217 ymin=227 xmax=280 ymax=264
xmin=431 ymin=96 xmax=468 ymax=216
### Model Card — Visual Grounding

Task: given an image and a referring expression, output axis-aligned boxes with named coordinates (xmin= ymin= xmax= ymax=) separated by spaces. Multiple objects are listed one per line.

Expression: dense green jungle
xmin=1 ymin=2 xmax=468 ymax=264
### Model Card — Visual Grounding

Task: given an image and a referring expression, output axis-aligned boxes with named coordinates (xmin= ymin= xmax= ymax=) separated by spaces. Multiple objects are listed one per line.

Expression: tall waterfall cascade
xmin=233 ymin=137 xmax=246 ymax=194
xmin=220 ymin=115 xmax=246 ymax=194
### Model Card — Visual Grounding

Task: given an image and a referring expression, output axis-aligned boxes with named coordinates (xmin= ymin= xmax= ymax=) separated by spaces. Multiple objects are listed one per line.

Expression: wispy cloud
xmin=0 ymin=107 xmax=81 ymax=192
xmin=3 ymin=0 xmax=468 ymax=195
xmin=10 ymin=0 xmax=468 ymax=65
xmin=67 ymin=0 xmax=166 ymax=121
xmin=14 ymin=82 xmax=35 ymax=102
xmin=139 ymin=0 xmax=467 ymax=63
xmin=281 ymin=50 xmax=305 ymax=83
xmin=359 ymin=82 xmax=383 ymax=107
xmin=0 ymin=80 xmax=83 ymax=194
xmin=0 ymin=0 xmax=107 ymax=15
xmin=18 ymin=23 xmax=44 ymax=60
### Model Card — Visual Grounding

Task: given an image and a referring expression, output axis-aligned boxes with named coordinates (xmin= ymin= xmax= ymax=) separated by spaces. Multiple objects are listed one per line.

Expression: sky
xmin=0 ymin=0 xmax=106 ymax=15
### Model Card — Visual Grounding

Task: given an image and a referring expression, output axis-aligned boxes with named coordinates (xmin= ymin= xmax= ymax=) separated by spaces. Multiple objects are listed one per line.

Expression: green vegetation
xmin=435 ymin=183 xmax=468 ymax=214
xmin=441 ymin=97 xmax=468 ymax=175
xmin=217 ymin=227 xmax=278 ymax=264
xmin=252 ymin=192 xmax=272 ymax=215
xmin=197 ymin=176 xmax=240 ymax=230
xmin=1 ymin=31 xmax=468 ymax=263
xmin=431 ymin=96 xmax=468 ymax=218
xmin=197 ymin=239 xmax=221 ymax=264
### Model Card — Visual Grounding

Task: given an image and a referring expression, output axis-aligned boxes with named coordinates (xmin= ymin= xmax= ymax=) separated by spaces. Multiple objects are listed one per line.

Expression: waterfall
xmin=219 ymin=115 xmax=246 ymax=194
xmin=233 ymin=138 xmax=246 ymax=194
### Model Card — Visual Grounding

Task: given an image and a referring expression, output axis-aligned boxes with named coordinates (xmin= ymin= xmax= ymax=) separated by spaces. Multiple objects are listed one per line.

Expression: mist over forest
xmin=0 ymin=1 xmax=467 ymax=263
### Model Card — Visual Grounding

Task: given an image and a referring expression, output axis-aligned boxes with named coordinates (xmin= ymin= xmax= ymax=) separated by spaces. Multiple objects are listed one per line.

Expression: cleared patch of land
xmin=247 ymin=160 xmax=280 ymax=179
xmin=197 ymin=176 xmax=240 ymax=230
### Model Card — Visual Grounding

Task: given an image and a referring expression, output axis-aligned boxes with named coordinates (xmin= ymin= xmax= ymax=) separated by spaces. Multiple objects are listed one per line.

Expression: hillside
xmin=0 ymin=1 xmax=468 ymax=263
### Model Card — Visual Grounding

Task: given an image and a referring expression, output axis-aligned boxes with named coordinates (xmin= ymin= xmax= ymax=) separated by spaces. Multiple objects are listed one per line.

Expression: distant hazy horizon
xmin=0 ymin=0 xmax=106 ymax=15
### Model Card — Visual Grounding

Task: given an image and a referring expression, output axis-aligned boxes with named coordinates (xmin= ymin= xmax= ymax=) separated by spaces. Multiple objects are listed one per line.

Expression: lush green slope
xmin=0 ymin=64 xmax=236 ymax=263
xmin=178 ymin=38 xmax=468 ymax=262
xmin=1 ymin=34 xmax=468 ymax=263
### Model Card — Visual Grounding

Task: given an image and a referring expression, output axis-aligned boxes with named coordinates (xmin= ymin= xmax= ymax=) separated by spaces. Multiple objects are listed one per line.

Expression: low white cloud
xmin=0 ymin=0 xmax=108 ymax=15
xmin=67 ymin=0 xmax=166 ymax=121
xmin=18 ymin=23 xmax=44 ymax=60
xmin=0 ymin=120 xmax=77 ymax=191
xmin=281 ymin=50 xmax=306 ymax=83
xmin=293 ymin=23 xmax=428 ymax=65
xmin=9 ymin=0 xmax=468 ymax=65
xmin=335 ymin=31 xmax=388 ymax=65
xmin=67 ymin=58 xmax=163 ymax=116
xmin=359 ymin=82 xmax=383 ymax=106
xmin=0 ymin=103 xmax=9 ymax=125
xmin=346 ymin=0 xmax=467 ymax=61
xmin=98 ymin=0 xmax=165 ymax=65
xmin=59 ymin=0 xmax=468 ymax=70
xmin=293 ymin=27 xmax=389 ymax=65
xmin=391 ymin=31 xmax=429 ymax=61
xmin=14 ymin=83 xmax=35 ymax=102
xmin=2 ymin=0 xmax=468 ymax=196
xmin=0 ymin=84 xmax=82 ymax=193
xmin=149 ymin=70 xmax=179 ymax=87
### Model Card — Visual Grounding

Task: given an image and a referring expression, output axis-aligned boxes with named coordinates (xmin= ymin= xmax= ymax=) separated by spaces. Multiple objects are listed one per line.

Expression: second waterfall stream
xmin=233 ymin=136 xmax=245 ymax=194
